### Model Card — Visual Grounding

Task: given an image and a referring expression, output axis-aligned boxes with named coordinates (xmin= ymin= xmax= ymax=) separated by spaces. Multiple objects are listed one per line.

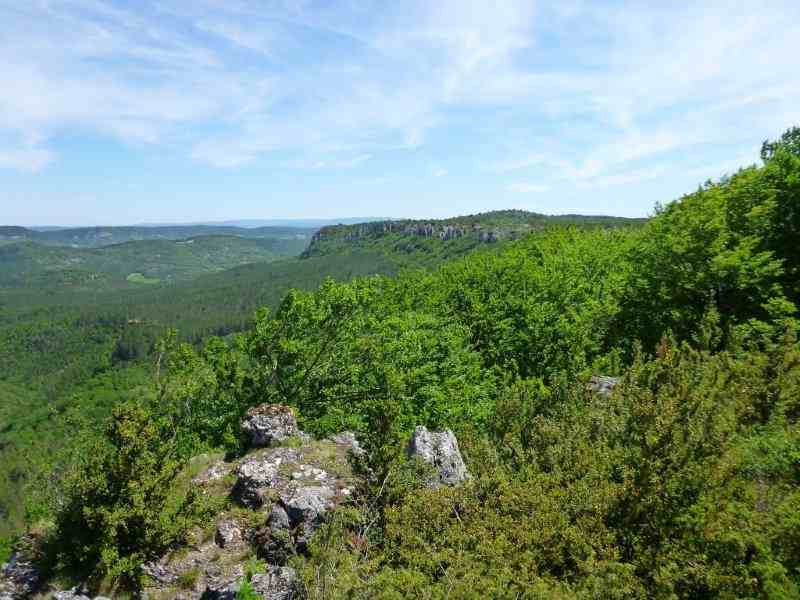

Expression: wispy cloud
xmin=281 ymin=154 xmax=372 ymax=170
xmin=0 ymin=0 xmax=797 ymax=190
xmin=507 ymin=182 xmax=549 ymax=193
xmin=0 ymin=145 xmax=55 ymax=172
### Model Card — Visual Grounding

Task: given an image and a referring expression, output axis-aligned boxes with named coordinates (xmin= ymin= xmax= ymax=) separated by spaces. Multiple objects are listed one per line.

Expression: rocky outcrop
xmin=587 ymin=375 xmax=619 ymax=397
xmin=258 ymin=505 xmax=294 ymax=564
xmin=215 ymin=520 xmax=244 ymax=549
xmin=407 ymin=426 xmax=470 ymax=488
xmin=241 ymin=404 xmax=300 ymax=447
xmin=248 ymin=451 xmax=351 ymax=562
xmin=204 ymin=566 xmax=298 ymax=600
xmin=0 ymin=548 xmax=40 ymax=600
xmin=307 ymin=217 xmax=509 ymax=256
xmin=52 ymin=590 xmax=110 ymax=600
xmin=22 ymin=407 xmax=475 ymax=599
xmin=234 ymin=447 xmax=301 ymax=508
xmin=143 ymin=407 xmax=357 ymax=599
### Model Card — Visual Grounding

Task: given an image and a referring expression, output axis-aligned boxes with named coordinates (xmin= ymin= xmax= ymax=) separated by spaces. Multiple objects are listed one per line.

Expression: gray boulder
xmin=407 ymin=426 xmax=469 ymax=488
xmin=282 ymin=485 xmax=336 ymax=525
xmin=282 ymin=486 xmax=336 ymax=552
xmin=587 ymin=375 xmax=619 ymax=397
xmin=242 ymin=404 xmax=300 ymax=448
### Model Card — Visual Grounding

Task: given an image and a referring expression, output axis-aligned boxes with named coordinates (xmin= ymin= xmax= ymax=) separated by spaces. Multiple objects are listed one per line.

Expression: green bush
xmin=47 ymin=401 xmax=212 ymax=587
xmin=24 ymin=127 xmax=800 ymax=597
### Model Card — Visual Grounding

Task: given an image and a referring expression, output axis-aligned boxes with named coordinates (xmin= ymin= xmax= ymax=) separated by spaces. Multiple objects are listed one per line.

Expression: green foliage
xmin=620 ymin=129 xmax=800 ymax=351
xmin=7 ymin=130 xmax=800 ymax=597
xmin=0 ymin=535 xmax=12 ymax=564
xmin=236 ymin=579 xmax=260 ymax=600
xmin=297 ymin=335 xmax=800 ymax=599
xmin=427 ymin=228 xmax=631 ymax=378
xmin=0 ymin=235 xmax=309 ymax=291
xmin=762 ymin=126 xmax=800 ymax=161
xmin=0 ymin=250 xmax=397 ymax=539
xmin=177 ymin=567 xmax=200 ymax=590
xmin=235 ymin=557 xmax=268 ymax=600
xmin=46 ymin=401 xmax=212 ymax=586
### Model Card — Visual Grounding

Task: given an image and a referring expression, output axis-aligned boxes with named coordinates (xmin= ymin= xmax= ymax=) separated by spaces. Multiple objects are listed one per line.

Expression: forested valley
xmin=1 ymin=129 xmax=800 ymax=599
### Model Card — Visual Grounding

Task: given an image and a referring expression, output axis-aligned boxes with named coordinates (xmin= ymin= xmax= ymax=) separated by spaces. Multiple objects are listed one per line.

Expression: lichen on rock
xmin=407 ymin=425 xmax=470 ymax=488
xmin=241 ymin=404 xmax=300 ymax=448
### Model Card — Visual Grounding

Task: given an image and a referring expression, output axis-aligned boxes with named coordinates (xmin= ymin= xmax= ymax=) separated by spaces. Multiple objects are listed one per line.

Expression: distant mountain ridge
xmin=133 ymin=217 xmax=389 ymax=229
xmin=0 ymin=224 xmax=315 ymax=248
xmin=0 ymin=234 xmax=311 ymax=290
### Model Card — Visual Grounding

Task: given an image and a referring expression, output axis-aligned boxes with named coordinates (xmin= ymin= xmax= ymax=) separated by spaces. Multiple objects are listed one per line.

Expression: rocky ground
xmin=1 ymin=404 xmax=470 ymax=600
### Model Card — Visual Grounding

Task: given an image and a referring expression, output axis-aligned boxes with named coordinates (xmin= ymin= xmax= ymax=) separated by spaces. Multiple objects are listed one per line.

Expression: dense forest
xmin=2 ymin=129 xmax=800 ymax=598
xmin=0 ymin=225 xmax=315 ymax=248
xmin=1 ymin=210 xmax=615 ymax=541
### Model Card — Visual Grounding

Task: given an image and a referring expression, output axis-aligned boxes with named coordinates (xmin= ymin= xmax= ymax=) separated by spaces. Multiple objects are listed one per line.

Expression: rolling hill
xmin=0 ymin=209 xmax=645 ymax=539
xmin=0 ymin=224 xmax=313 ymax=248
xmin=0 ymin=235 xmax=309 ymax=290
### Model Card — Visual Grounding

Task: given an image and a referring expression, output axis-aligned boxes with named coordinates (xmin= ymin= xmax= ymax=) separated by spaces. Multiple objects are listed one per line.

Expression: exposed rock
xmin=52 ymin=589 xmax=108 ymax=600
xmin=268 ymin=503 xmax=291 ymax=531
xmin=326 ymin=431 xmax=364 ymax=457
xmin=203 ymin=566 xmax=298 ymax=600
xmin=215 ymin=520 xmax=243 ymax=549
xmin=146 ymin=434 xmax=356 ymax=599
xmin=587 ymin=375 xmax=619 ymax=397
xmin=192 ymin=458 xmax=235 ymax=486
xmin=0 ymin=550 xmax=40 ymax=599
xmin=407 ymin=426 xmax=469 ymax=488
xmin=282 ymin=486 xmax=335 ymax=525
xmin=142 ymin=559 xmax=181 ymax=586
xmin=234 ymin=448 xmax=300 ymax=508
xmin=143 ymin=539 xmax=247 ymax=597
xmin=258 ymin=505 xmax=294 ymax=564
xmin=250 ymin=567 xmax=298 ymax=600
xmin=242 ymin=404 xmax=300 ymax=448
xmin=281 ymin=486 xmax=336 ymax=552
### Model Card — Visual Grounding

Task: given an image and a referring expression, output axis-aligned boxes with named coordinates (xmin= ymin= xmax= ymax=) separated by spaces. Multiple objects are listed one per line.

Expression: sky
xmin=1 ymin=1 xmax=799 ymax=226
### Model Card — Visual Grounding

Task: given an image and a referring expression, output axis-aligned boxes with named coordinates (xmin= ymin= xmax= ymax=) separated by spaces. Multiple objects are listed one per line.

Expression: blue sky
xmin=1 ymin=0 xmax=798 ymax=225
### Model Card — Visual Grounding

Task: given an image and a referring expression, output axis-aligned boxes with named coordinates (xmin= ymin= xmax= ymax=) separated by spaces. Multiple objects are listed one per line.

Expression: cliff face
xmin=311 ymin=220 xmax=500 ymax=244
xmin=303 ymin=213 xmax=520 ymax=258
xmin=303 ymin=210 xmax=644 ymax=258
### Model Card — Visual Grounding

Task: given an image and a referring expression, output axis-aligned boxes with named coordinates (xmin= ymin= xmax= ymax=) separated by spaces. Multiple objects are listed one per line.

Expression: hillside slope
xmin=0 ymin=225 xmax=313 ymax=248
xmin=0 ymin=250 xmax=397 ymax=538
xmin=304 ymin=210 xmax=644 ymax=266
xmin=0 ymin=235 xmax=308 ymax=290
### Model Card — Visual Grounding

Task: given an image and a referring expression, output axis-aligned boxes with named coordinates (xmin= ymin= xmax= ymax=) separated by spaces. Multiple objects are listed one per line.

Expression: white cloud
xmin=0 ymin=0 xmax=797 ymax=182
xmin=195 ymin=19 xmax=276 ymax=55
xmin=0 ymin=145 xmax=54 ymax=172
xmin=281 ymin=154 xmax=372 ymax=170
xmin=432 ymin=167 xmax=448 ymax=177
xmin=576 ymin=166 xmax=667 ymax=189
xmin=489 ymin=154 xmax=548 ymax=173
xmin=507 ymin=182 xmax=549 ymax=193
xmin=686 ymin=155 xmax=759 ymax=180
